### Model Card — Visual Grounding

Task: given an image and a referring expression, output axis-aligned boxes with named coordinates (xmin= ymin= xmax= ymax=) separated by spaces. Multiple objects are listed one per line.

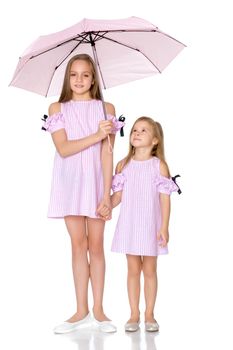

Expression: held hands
xmin=157 ymin=228 xmax=169 ymax=248
xmin=96 ymin=196 xmax=112 ymax=221
xmin=96 ymin=120 xmax=114 ymax=140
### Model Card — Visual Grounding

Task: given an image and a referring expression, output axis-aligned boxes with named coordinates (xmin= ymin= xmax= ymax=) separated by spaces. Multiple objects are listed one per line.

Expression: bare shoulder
xmin=48 ymin=102 xmax=61 ymax=116
xmin=104 ymin=102 xmax=115 ymax=116
xmin=159 ymin=160 xmax=169 ymax=178
xmin=115 ymin=158 xmax=127 ymax=174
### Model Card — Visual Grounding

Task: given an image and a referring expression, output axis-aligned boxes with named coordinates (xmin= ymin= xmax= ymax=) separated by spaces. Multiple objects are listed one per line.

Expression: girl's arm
xmin=111 ymin=191 xmax=122 ymax=208
xmin=96 ymin=102 xmax=116 ymax=219
xmin=97 ymin=158 xmax=123 ymax=219
xmin=49 ymin=102 xmax=113 ymax=158
xmin=157 ymin=161 xmax=171 ymax=247
xmin=111 ymin=160 xmax=124 ymax=208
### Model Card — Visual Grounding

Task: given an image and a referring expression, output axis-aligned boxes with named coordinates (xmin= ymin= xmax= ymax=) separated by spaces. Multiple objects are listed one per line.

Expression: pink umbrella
xmin=9 ymin=16 xmax=185 ymax=98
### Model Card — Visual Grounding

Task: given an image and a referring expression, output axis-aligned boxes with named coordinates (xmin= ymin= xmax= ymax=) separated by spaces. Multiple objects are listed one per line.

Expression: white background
xmin=1 ymin=0 xmax=233 ymax=349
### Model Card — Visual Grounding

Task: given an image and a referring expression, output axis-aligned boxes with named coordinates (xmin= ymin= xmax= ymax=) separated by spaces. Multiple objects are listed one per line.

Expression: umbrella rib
xmin=31 ymin=33 xmax=90 ymax=59
xmin=56 ymin=33 xmax=89 ymax=68
xmin=45 ymin=34 xmax=90 ymax=96
xmin=102 ymin=29 xmax=185 ymax=47
xmin=94 ymin=33 xmax=162 ymax=73
xmin=155 ymin=29 xmax=186 ymax=47
xmin=30 ymin=32 xmax=105 ymax=59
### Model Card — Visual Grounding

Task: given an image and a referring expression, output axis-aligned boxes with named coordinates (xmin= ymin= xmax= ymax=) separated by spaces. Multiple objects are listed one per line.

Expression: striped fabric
xmin=111 ymin=157 xmax=178 ymax=256
xmin=45 ymin=99 xmax=121 ymax=219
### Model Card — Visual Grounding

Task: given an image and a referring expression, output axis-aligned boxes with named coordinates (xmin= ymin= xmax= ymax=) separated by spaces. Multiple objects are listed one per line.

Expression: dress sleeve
xmin=107 ymin=114 xmax=125 ymax=134
xmin=154 ymin=175 xmax=179 ymax=195
xmin=112 ymin=173 xmax=125 ymax=192
xmin=42 ymin=112 xmax=65 ymax=133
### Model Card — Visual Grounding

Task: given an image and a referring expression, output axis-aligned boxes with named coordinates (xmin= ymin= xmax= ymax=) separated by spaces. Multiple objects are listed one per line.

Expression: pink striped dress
xmin=111 ymin=157 xmax=178 ymax=256
xmin=43 ymin=99 xmax=124 ymax=219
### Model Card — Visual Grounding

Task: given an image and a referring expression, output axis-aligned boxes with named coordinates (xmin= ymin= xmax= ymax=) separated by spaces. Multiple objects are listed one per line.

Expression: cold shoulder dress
xmin=43 ymin=99 xmax=124 ymax=219
xmin=111 ymin=157 xmax=178 ymax=256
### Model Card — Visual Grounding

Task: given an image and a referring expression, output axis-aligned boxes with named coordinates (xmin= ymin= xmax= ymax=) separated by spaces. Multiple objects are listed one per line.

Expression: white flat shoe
xmin=53 ymin=312 xmax=92 ymax=334
xmin=125 ymin=321 xmax=140 ymax=332
xmin=145 ymin=320 xmax=159 ymax=332
xmin=93 ymin=316 xmax=117 ymax=333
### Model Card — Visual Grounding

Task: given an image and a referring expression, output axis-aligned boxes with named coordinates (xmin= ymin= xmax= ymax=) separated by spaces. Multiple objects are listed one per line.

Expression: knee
xmin=142 ymin=264 xmax=157 ymax=279
xmin=128 ymin=270 xmax=141 ymax=279
xmin=71 ymin=236 xmax=88 ymax=255
xmin=88 ymin=241 xmax=104 ymax=258
xmin=128 ymin=265 xmax=142 ymax=279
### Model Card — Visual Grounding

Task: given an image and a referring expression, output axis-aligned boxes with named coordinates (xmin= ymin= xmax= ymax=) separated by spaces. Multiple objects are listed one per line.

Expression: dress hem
xmin=47 ymin=213 xmax=102 ymax=219
xmin=111 ymin=249 xmax=168 ymax=257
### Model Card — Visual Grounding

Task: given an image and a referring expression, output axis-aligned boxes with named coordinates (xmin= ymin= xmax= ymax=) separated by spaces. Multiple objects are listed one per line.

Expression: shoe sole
xmin=125 ymin=328 xmax=140 ymax=332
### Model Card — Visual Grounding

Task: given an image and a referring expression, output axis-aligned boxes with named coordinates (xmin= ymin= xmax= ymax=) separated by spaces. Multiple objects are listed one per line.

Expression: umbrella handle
xmin=100 ymin=98 xmax=113 ymax=152
xmin=107 ymin=135 xmax=113 ymax=153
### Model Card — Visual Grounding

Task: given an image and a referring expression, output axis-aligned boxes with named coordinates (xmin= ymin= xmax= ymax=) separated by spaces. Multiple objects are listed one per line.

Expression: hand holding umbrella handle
xmin=41 ymin=114 xmax=114 ymax=155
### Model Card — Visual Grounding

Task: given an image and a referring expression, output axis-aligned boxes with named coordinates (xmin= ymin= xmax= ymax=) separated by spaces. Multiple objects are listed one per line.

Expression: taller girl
xmin=43 ymin=54 xmax=123 ymax=333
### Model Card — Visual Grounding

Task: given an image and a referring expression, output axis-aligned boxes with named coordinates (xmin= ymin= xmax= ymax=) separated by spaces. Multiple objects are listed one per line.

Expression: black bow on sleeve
xmin=41 ymin=114 xmax=48 ymax=130
xmin=172 ymin=175 xmax=182 ymax=195
xmin=118 ymin=115 xmax=125 ymax=137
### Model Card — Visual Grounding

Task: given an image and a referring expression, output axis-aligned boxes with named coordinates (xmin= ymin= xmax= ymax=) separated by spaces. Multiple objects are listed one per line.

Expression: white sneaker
xmin=93 ymin=316 xmax=117 ymax=333
xmin=53 ymin=313 xmax=92 ymax=334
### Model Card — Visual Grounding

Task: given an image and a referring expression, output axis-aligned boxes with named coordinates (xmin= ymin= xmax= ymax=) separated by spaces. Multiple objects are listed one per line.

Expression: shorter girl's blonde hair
xmin=120 ymin=117 xmax=170 ymax=175
xmin=58 ymin=54 xmax=101 ymax=102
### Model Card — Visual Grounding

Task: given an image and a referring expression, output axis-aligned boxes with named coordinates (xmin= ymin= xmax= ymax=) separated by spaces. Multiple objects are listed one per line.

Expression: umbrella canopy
xmin=10 ymin=16 xmax=185 ymax=97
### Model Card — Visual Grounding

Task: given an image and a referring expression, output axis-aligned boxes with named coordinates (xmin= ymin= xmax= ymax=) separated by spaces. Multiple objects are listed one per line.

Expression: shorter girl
xmin=110 ymin=117 xmax=178 ymax=332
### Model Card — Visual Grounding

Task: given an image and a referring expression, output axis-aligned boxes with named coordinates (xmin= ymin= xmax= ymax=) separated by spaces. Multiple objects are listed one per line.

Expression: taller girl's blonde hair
xmin=120 ymin=116 xmax=170 ymax=175
xmin=58 ymin=54 xmax=102 ymax=102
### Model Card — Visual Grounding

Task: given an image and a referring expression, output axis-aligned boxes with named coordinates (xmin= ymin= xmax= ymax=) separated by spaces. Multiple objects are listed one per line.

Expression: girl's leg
xmin=126 ymin=255 xmax=142 ymax=322
xmin=87 ymin=217 xmax=109 ymax=321
xmin=142 ymin=256 xmax=158 ymax=322
xmin=64 ymin=215 xmax=89 ymax=322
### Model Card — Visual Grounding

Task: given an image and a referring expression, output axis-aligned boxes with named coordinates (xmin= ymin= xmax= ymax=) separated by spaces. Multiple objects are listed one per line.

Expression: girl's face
xmin=69 ymin=59 xmax=94 ymax=99
xmin=130 ymin=121 xmax=158 ymax=149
